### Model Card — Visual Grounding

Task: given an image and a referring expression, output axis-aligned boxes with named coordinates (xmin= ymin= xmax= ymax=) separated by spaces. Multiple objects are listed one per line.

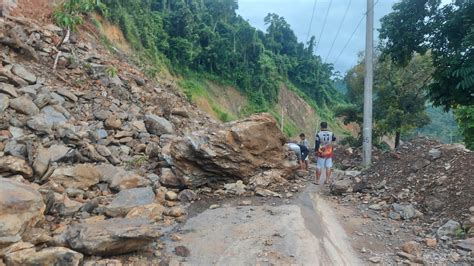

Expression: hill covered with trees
xmin=101 ymin=0 xmax=344 ymax=121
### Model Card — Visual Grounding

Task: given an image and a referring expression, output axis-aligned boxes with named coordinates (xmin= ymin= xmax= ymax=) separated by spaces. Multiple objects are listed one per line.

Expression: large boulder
xmin=105 ymin=187 xmax=155 ymax=217
xmin=49 ymin=164 xmax=101 ymax=190
xmin=4 ymin=247 xmax=83 ymax=266
xmin=0 ymin=179 xmax=45 ymax=247
xmin=64 ymin=218 xmax=161 ymax=256
xmin=161 ymin=113 xmax=291 ymax=187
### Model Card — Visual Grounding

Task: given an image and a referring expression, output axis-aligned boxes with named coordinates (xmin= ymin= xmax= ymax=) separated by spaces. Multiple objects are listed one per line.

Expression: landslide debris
xmin=331 ymin=138 xmax=473 ymax=264
xmin=0 ymin=13 xmax=299 ymax=264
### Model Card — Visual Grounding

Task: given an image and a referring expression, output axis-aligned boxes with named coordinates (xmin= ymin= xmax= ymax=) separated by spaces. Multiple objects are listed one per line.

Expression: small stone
xmin=369 ymin=204 xmax=382 ymax=211
xmin=209 ymin=204 xmax=219 ymax=209
xmin=402 ymin=241 xmax=421 ymax=255
xmin=177 ymin=189 xmax=197 ymax=202
xmin=174 ymin=246 xmax=190 ymax=257
xmin=12 ymin=64 xmax=37 ymax=84
xmin=456 ymin=238 xmax=474 ymax=251
xmin=437 ymin=220 xmax=461 ymax=237
xmin=165 ymin=206 xmax=186 ymax=217
xmin=165 ymin=191 xmax=178 ymax=201
xmin=369 ymin=257 xmax=381 ymax=263
xmin=105 ymin=116 xmax=122 ymax=130
xmin=426 ymin=238 xmax=437 ymax=247
xmin=0 ymin=83 xmax=17 ymax=97
xmin=240 ymin=200 xmax=252 ymax=206
xmin=9 ymin=96 xmax=39 ymax=115
xmin=428 ymin=148 xmax=441 ymax=160
xmin=0 ymin=93 xmax=9 ymax=112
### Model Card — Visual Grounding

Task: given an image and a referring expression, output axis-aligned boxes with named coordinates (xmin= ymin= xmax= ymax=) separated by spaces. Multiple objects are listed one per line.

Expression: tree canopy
xmin=379 ymin=0 xmax=473 ymax=148
xmin=103 ymin=0 xmax=343 ymax=112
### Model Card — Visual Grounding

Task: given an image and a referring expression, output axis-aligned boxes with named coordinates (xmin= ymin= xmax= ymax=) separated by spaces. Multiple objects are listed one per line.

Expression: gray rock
xmin=146 ymin=173 xmax=160 ymax=184
xmin=178 ymin=189 xmax=197 ymax=202
xmin=159 ymin=168 xmax=182 ymax=187
xmin=80 ymin=199 xmax=99 ymax=213
xmin=27 ymin=115 xmax=52 ymax=134
xmin=4 ymin=141 xmax=27 ymax=158
xmin=425 ymin=196 xmax=444 ymax=212
xmin=42 ymin=106 xmax=68 ymax=125
xmin=144 ymin=114 xmax=174 ymax=136
xmin=8 ymin=126 xmax=24 ymax=139
xmin=33 ymin=93 xmax=51 ymax=109
xmin=55 ymin=87 xmax=78 ymax=102
xmin=456 ymin=238 xmax=474 ymax=251
xmin=12 ymin=64 xmax=37 ymax=84
xmin=9 ymin=96 xmax=40 ymax=115
xmin=105 ymin=187 xmax=155 ymax=217
xmin=437 ymin=220 xmax=461 ymax=237
xmin=410 ymin=159 xmax=431 ymax=171
xmin=428 ymin=148 xmax=441 ymax=160
xmin=0 ymin=93 xmax=9 ymax=112
xmin=93 ymin=110 xmax=112 ymax=121
xmin=64 ymin=218 xmax=160 ymax=256
xmin=33 ymin=144 xmax=72 ymax=177
xmin=389 ymin=211 xmax=401 ymax=220
xmin=330 ymin=178 xmax=353 ymax=195
xmin=50 ymin=92 xmax=66 ymax=105
xmin=369 ymin=204 xmax=382 ymax=211
xmin=0 ymin=83 xmax=17 ymax=97
xmin=392 ymin=203 xmax=422 ymax=220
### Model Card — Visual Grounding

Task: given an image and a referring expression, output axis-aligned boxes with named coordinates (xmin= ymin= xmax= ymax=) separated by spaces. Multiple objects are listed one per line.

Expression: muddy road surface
xmin=164 ymin=183 xmax=362 ymax=265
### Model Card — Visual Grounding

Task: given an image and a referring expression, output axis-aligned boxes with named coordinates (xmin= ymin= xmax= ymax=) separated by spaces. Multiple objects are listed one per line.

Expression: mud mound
xmin=361 ymin=138 xmax=473 ymax=222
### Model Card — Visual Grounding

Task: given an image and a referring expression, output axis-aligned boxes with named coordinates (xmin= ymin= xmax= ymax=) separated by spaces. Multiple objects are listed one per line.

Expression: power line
xmin=325 ymin=0 xmax=352 ymax=62
xmin=315 ymin=0 xmax=333 ymax=54
xmin=333 ymin=0 xmax=379 ymax=66
xmin=305 ymin=0 xmax=319 ymax=44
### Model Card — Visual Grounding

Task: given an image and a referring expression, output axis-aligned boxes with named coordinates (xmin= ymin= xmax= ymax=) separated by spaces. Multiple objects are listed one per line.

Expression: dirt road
xmin=165 ymin=184 xmax=362 ymax=265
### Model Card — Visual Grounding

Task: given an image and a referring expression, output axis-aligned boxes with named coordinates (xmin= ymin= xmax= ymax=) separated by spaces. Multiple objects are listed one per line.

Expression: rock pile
xmin=0 ymin=14 xmax=296 ymax=264
xmin=333 ymin=138 xmax=473 ymax=264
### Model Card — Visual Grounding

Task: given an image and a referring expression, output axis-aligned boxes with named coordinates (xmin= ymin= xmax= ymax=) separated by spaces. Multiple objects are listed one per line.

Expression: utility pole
xmin=362 ymin=0 xmax=374 ymax=167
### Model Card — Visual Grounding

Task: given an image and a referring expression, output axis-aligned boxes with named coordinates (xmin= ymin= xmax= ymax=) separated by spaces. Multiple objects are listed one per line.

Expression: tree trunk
xmin=395 ymin=131 xmax=401 ymax=149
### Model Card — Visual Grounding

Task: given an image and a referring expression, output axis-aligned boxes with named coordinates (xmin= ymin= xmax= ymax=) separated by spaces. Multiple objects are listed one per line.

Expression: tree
xmin=375 ymin=54 xmax=433 ymax=148
xmin=338 ymin=53 xmax=433 ymax=148
xmin=379 ymin=0 xmax=474 ymax=148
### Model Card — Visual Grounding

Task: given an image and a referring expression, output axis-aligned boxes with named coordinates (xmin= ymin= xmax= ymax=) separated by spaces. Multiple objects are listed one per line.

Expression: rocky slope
xmin=329 ymin=138 xmax=473 ymax=263
xmin=0 ymin=14 xmax=298 ymax=265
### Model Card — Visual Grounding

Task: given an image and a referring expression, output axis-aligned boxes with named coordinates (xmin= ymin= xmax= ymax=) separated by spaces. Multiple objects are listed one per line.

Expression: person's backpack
xmin=316 ymin=131 xmax=334 ymax=158
xmin=318 ymin=144 xmax=333 ymax=158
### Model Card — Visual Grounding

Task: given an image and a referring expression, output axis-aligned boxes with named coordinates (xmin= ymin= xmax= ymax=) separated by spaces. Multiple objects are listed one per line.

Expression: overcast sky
xmin=237 ymin=0 xmax=451 ymax=74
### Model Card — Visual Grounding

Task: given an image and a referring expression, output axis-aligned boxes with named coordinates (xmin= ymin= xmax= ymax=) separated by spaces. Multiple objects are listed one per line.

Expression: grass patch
xmin=178 ymin=76 xmax=236 ymax=122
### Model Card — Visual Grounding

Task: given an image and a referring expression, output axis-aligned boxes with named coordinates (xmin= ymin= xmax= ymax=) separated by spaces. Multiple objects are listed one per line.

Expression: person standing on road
xmin=314 ymin=122 xmax=336 ymax=185
xmin=299 ymin=133 xmax=310 ymax=171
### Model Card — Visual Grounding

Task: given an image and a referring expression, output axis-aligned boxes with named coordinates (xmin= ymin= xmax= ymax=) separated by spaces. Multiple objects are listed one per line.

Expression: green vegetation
xmin=454 ymin=106 xmax=474 ymax=150
xmin=405 ymin=105 xmax=463 ymax=144
xmin=54 ymin=0 xmax=107 ymax=30
xmin=102 ymin=0 xmax=343 ymax=119
xmin=379 ymin=0 xmax=473 ymax=149
xmin=337 ymin=53 xmax=433 ymax=148
xmin=178 ymin=77 xmax=236 ymax=122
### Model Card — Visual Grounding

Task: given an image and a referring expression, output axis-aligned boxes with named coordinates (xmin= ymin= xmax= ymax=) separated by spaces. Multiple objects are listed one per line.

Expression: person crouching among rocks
xmin=287 ymin=142 xmax=305 ymax=170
